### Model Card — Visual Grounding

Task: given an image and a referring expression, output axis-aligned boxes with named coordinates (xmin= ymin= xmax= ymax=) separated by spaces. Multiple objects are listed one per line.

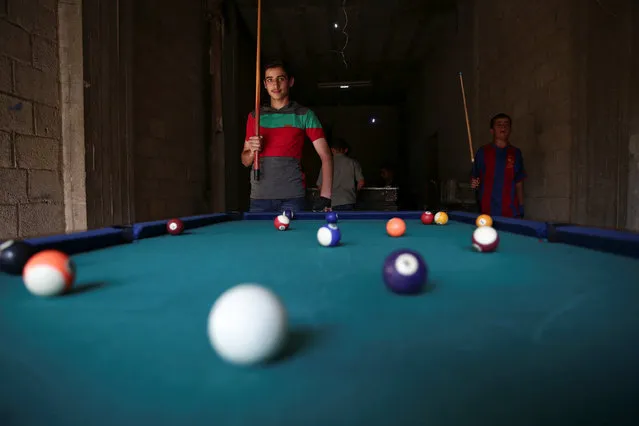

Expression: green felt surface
xmin=1 ymin=219 xmax=639 ymax=426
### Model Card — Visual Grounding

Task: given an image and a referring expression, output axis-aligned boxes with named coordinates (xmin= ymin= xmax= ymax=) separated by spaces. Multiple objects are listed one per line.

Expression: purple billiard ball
xmin=382 ymin=249 xmax=428 ymax=294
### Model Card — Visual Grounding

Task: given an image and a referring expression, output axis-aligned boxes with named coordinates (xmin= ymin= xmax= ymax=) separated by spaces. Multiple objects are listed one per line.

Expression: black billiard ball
xmin=0 ymin=240 xmax=36 ymax=275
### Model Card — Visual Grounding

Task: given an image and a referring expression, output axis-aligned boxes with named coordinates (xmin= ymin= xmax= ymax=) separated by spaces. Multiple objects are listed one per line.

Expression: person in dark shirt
xmin=471 ymin=113 xmax=527 ymax=218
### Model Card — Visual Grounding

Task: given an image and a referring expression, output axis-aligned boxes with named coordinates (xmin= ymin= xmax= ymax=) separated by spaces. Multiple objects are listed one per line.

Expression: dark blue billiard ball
xmin=382 ymin=249 xmax=428 ymax=295
xmin=283 ymin=209 xmax=295 ymax=220
xmin=0 ymin=240 xmax=36 ymax=276
xmin=325 ymin=211 xmax=338 ymax=224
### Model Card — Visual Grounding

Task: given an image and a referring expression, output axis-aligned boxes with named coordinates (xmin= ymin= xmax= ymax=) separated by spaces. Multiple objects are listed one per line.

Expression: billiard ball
xmin=382 ymin=249 xmax=428 ymax=295
xmin=166 ymin=219 xmax=184 ymax=235
xmin=274 ymin=215 xmax=290 ymax=231
xmin=283 ymin=209 xmax=295 ymax=220
xmin=434 ymin=211 xmax=448 ymax=225
xmin=472 ymin=226 xmax=499 ymax=252
xmin=207 ymin=283 xmax=288 ymax=365
xmin=476 ymin=214 xmax=493 ymax=227
xmin=0 ymin=240 xmax=36 ymax=275
xmin=325 ymin=211 xmax=338 ymax=224
xmin=421 ymin=211 xmax=434 ymax=225
xmin=23 ymin=250 xmax=75 ymax=297
xmin=317 ymin=224 xmax=341 ymax=246
xmin=386 ymin=217 xmax=406 ymax=237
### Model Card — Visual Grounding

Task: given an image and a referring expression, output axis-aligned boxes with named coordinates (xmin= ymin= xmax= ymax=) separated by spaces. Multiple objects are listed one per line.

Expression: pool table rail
xmin=3 ymin=211 xmax=639 ymax=261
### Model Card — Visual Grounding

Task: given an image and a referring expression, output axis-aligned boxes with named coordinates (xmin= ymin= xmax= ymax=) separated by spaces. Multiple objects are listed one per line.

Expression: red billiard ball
xmin=167 ymin=219 xmax=184 ymax=235
xmin=421 ymin=211 xmax=434 ymax=225
xmin=472 ymin=226 xmax=499 ymax=252
xmin=274 ymin=215 xmax=290 ymax=231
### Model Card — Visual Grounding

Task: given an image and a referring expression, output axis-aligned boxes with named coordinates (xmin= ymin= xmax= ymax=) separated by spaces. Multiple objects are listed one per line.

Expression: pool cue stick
xmin=253 ymin=0 xmax=262 ymax=181
xmin=458 ymin=72 xmax=474 ymax=163
xmin=458 ymin=71 xmax=480 ymax=212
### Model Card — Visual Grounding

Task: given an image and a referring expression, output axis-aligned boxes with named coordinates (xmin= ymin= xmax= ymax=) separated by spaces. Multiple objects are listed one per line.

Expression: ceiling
xmin=232 ymin=0 xmax=458 ymax=106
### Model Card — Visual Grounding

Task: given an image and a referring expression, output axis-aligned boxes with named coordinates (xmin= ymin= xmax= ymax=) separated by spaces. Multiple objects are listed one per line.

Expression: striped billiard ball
xmin=317 ymin=224 xmax=340 ymax=247
xmin=274 ymin=215 xmax=290 ymax=231
xmin=472 ymin=226 xmax=499 ymax=252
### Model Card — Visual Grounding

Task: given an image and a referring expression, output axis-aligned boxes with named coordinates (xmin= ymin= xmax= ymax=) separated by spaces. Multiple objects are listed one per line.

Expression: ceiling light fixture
xmin=317 ymin=80 xmax=372 ymax=89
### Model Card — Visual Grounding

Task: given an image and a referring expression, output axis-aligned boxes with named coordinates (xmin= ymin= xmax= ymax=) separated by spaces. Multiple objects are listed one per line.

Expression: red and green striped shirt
xmin=245 ymin=102 xmax=325 ymax=199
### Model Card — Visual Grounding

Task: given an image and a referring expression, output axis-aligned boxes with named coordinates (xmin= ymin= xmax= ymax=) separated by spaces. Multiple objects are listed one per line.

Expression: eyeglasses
xmin=264 ymin=75 xmax=288 ymax=85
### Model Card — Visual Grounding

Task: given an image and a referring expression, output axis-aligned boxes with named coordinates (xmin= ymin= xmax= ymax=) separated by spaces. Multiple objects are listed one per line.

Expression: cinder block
xmin=0 ymin=20 xmax=31 ymax=62
xmin=14 ymin=62 xmax=59 ymax=107
xmin=0 ymin=55 xmax=11 ymax=93
xmin=0 ymin=168 xmax=27 ymax=203
xmin=0 ymin=130 xmax=12 ymax=167
xmin=0 ymin=204 xmax=18 ymax=240
xmin=28 ymin=169 xmax=62 ymax=202
xmin=18 ymin=201 xmax=64 ymax=238
xmin=0 ymin=93 xmax=33 ymax=134
xmin=32 ymin=35 xmax=58 ymax=72
xmin=15 ymin=135 xmax=59 ymax=169
xmin=34 ymin=103 xmax=61 ymax=138
xmin=8 ymin=0 xmax=57 ymax=40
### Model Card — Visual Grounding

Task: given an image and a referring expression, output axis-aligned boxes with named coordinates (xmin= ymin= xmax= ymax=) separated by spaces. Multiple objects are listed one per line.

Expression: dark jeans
xmin=249 ymin=197 xmax=306 ymax=213
xmin=332 ymin=204 xmax=355 ymax=211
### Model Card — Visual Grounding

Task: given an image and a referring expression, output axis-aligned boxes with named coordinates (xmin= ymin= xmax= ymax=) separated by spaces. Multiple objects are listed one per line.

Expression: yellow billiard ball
xmin=434 ymin=211 xmax=448 ymax=225
xmin=476 ymin=214 xmax=493 ymax=227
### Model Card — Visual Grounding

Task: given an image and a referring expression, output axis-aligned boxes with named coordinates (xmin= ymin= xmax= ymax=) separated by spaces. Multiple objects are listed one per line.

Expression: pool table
xmin=1 ymin=211 xmax=639 ymax=426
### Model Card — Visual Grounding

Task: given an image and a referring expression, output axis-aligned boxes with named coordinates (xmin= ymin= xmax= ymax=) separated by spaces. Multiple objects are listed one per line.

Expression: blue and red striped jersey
xmin=472 ymin=143 xmax=527 ymax=217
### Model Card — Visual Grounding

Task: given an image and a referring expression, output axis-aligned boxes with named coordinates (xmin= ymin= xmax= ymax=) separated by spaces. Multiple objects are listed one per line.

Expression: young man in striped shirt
xmin=241 ymin=60 xmax=333 ymax=213
xmin=471 ymin=113 xmax=527 ymax=218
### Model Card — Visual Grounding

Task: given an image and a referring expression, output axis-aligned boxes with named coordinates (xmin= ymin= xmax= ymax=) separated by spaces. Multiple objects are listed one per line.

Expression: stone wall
xmin=0 ymin=0 xmax=64 ymax=239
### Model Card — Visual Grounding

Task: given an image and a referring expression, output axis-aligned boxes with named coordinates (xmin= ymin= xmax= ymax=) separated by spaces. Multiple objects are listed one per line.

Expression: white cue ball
xmin=207 ymin=284 xmax=288 ymax=366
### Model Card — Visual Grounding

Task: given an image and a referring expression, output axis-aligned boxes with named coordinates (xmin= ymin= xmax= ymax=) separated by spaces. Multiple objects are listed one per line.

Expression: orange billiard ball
xmin=386 ymin=217 xmax=406 ymax=237
xmin=476 ymin=214 xmax=493 ymax=227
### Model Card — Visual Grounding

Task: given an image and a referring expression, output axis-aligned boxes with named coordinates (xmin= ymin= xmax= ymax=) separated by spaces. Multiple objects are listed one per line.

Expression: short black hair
xmin=330 ymin=137 xmax=349 ymax=151
xmin=263 ymin=59 xmax=292 ymax=77
xmin=490 ymin=113 xmax=512 ymax=129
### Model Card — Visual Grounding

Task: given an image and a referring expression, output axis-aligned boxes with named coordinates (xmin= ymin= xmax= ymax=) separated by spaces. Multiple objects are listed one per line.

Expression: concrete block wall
xmin=0 ymin=0 xmax=64 ymax=239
